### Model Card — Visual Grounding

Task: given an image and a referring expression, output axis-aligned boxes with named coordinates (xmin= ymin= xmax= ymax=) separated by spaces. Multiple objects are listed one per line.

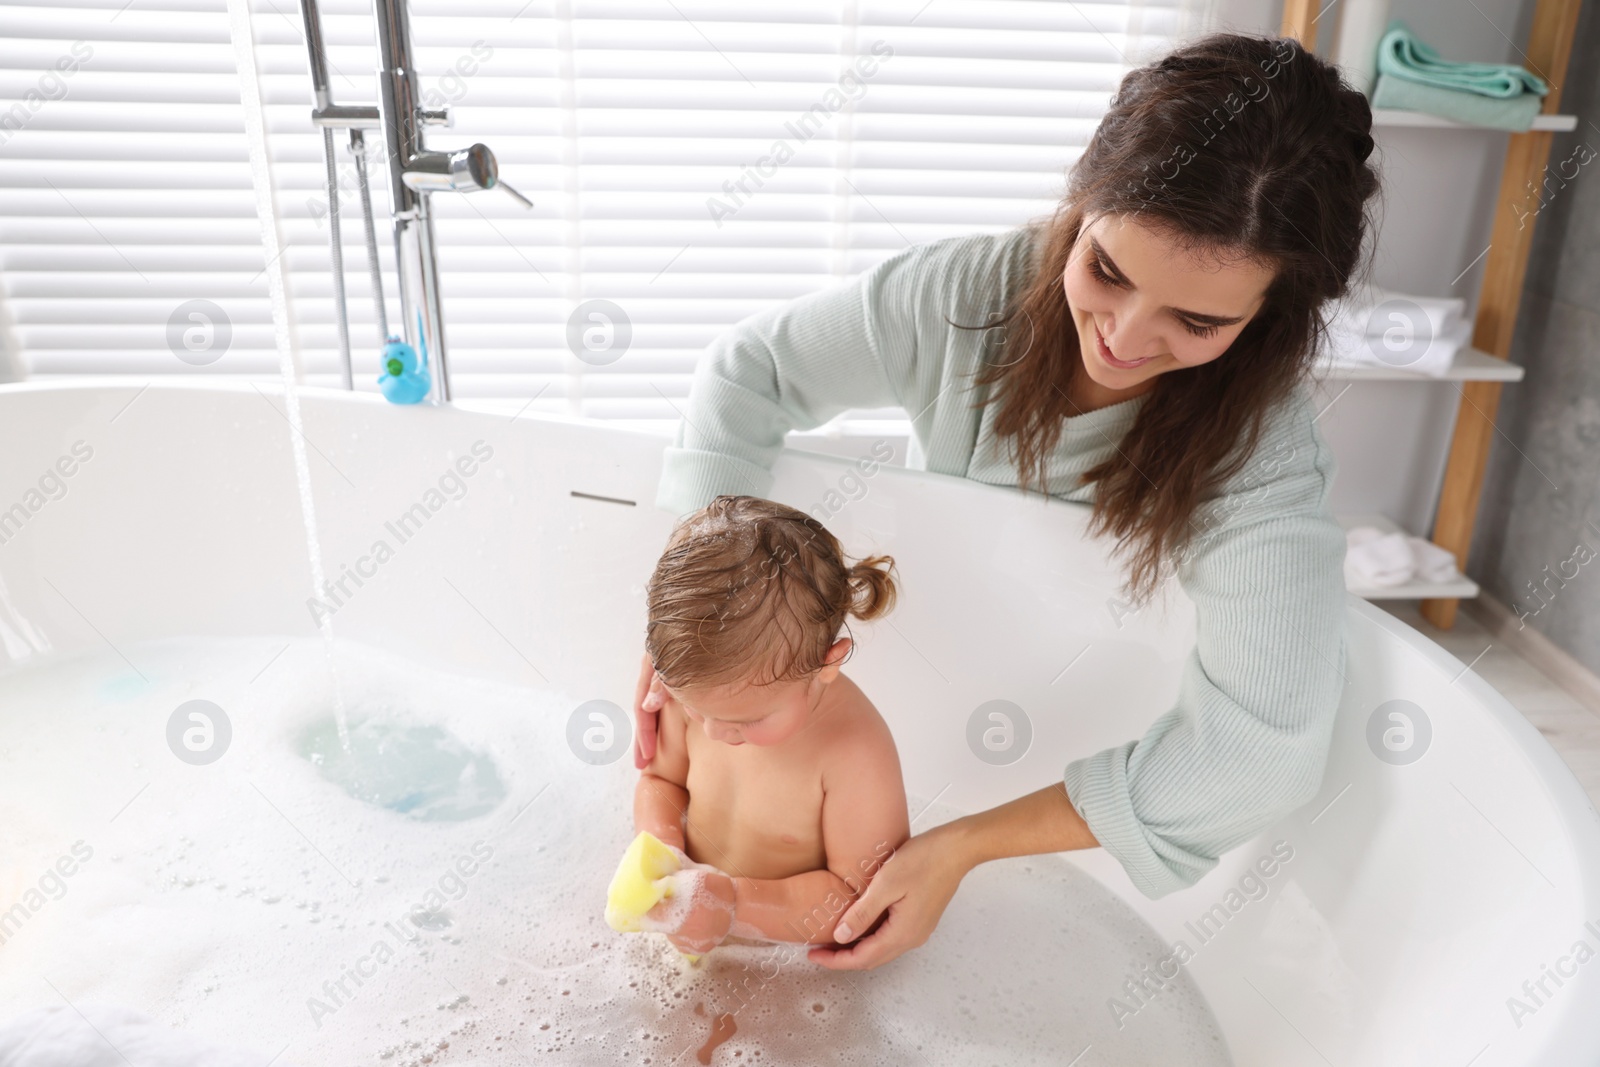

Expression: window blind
xmin=0 ymin=0 xmax=270 ymax=378
xmin=0 ymin=0 xmax=1207 ymax=433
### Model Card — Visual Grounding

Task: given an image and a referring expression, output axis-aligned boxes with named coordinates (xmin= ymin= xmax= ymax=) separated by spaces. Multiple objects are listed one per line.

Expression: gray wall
xmin=1469 ymin=0 xmax=1600 ymax=673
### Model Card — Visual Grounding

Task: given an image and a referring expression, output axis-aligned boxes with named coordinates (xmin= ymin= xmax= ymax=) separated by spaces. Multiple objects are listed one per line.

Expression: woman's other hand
xmin=807 ymin=822 xmax=969 ymax=971
xmin=632 ymin=651 xmax=669 ymax=769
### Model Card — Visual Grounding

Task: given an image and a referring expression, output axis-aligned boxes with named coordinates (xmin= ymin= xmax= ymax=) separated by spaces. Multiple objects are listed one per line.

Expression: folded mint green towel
xmin=1371 ymin=20 xmax=1548 ymax=130
xmin=1376 ymin=20 xmax=1549 ymax=98
xmin=1372 ymin=73 xmax=1545 ymax=131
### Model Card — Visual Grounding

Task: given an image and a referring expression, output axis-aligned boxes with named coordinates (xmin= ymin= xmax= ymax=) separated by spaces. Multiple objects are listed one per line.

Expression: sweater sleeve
xmin=654 ymin=232 xmax=1017 ymax=516
xmin=1062 ymin=388 xmax=1350 ymax=899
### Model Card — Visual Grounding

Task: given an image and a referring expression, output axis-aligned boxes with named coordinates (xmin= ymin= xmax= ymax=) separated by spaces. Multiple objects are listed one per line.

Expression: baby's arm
xmin=726 ymin=715 xmax=911 ymax=945
xmin=634 ymin=697 xmax=691 ymax=850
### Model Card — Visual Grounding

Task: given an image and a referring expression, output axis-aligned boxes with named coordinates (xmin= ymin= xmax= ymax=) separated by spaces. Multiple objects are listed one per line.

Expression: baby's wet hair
xmin=645 ymin=495 xmax=897 ymax=689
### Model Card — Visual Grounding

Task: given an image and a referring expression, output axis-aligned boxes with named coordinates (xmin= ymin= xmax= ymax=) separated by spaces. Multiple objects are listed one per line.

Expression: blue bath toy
xmin=377 ymin=312 xmax=432 ymax=404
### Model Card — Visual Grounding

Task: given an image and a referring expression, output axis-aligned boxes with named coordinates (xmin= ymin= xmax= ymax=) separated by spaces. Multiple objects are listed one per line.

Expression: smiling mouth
xmin=1093 ymin=323 xmax=1155 ymax=369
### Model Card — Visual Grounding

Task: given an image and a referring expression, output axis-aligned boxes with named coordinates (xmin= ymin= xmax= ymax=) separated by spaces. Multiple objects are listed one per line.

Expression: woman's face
xmin=1061 ymin=213 xmax=1276 ymax=393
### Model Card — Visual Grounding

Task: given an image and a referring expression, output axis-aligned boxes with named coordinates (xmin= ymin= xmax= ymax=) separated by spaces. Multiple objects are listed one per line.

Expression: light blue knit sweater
xmin=654 ymin=226 xmax=1349 ymax=899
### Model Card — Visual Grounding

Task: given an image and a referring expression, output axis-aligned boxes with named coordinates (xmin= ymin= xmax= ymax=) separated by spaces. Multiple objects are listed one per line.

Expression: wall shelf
xmin=1371 ymin=107 xmax=1578 ymax=132
xmin=1316 ymin=346 xmax=1528 ymax=382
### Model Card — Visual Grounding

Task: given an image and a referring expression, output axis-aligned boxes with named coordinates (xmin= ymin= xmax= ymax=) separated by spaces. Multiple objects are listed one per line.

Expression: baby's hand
xmin=640 ymin=868 xmax=736 ymax=955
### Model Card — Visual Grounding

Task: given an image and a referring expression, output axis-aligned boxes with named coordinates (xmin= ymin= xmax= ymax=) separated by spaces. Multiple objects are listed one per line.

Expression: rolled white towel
xmin=1405 ymin=535 xmax=1459 ymax=583
xmin=1345 ymin=527 xmax=1415 ymax=586
xmin=1345 ymin=524 xmax=1384 ymax=546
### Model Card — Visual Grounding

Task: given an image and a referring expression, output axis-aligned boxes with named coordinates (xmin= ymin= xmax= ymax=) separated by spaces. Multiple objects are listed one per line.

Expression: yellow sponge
xmin=605 ymin=831 xmax=700 ymax=962
xmin=605 ymin=831 xmax=680 ymax=931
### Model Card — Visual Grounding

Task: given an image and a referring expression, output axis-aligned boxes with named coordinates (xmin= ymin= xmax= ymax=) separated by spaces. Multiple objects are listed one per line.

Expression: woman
xmin=631 ymin=32 xmax=1378 ymax=969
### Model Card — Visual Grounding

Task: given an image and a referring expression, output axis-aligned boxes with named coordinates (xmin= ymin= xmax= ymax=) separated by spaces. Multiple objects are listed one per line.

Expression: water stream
xmin=274 ymin=364 xmax=350 ymax=750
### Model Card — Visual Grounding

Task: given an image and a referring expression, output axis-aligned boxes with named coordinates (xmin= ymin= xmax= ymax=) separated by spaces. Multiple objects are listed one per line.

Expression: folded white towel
xmin=1359 ymin=287 xmax=1465 ymax=340
xmin=1321 ymin=286 xmax=1472 ymax=377
xmin=1323 ymin=317 xmax=1470 ymax=376
xmin=1328 ymin=284 xmax=1464 ymax=337
xmin=1345 ymin=526 xmax=1415 ymax=586
xmin=1406 ymin=535 xmax=1459 ymax=583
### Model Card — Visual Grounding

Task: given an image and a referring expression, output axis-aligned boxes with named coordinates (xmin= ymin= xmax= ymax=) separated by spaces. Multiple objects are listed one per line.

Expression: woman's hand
xmin=807 ymin=821 xmax=971 ymax=970
xmin=641 ymin=868 xmax=737 ymax=956
xmin=810 ymin=784 xmax=1098 ymax=968
xmin=632 ymin=651 xmax=669 ymax=769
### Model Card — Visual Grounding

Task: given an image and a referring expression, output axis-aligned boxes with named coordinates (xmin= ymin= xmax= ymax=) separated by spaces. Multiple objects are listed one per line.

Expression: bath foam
xmin=0 ymin=1003 xmax=280 ymax=1067
xmin=0 ymin=637 xmax=1235 ymax=1067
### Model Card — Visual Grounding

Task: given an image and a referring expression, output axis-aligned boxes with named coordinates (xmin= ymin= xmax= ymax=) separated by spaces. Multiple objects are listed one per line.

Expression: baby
xmin=630 ymin=495 xmax=910 ymax=956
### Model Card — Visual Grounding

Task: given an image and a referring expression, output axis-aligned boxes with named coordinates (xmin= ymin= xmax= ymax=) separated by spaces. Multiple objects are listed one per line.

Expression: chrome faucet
xmin=296 ymin=0 xmax=530 ymax=403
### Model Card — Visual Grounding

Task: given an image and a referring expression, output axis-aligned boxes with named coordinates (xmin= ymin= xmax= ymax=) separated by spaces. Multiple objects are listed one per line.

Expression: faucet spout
xmin=401 ymin=144 xmax=498 ymax=195
xmin=297 ymin=0 xmax=530 ymax=405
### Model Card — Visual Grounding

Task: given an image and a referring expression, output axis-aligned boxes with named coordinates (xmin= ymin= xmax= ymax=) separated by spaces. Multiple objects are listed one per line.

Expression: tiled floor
xmin=1379 ymin=600 xmax=1600 ymax=809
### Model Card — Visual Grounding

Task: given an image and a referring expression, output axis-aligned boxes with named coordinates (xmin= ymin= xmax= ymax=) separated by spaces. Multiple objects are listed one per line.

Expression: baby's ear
xmin=817 ymin=637 xmax=852 ymax=680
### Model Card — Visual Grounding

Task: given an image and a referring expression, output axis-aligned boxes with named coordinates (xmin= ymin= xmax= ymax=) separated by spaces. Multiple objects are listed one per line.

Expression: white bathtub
xmin=1 ymin=380 xmax=1598 ymax=1066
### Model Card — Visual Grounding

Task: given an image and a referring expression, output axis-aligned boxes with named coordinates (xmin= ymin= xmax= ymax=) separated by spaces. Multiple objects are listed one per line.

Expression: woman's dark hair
xmin=973 ymin=33 xmax=1379 ymax=608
